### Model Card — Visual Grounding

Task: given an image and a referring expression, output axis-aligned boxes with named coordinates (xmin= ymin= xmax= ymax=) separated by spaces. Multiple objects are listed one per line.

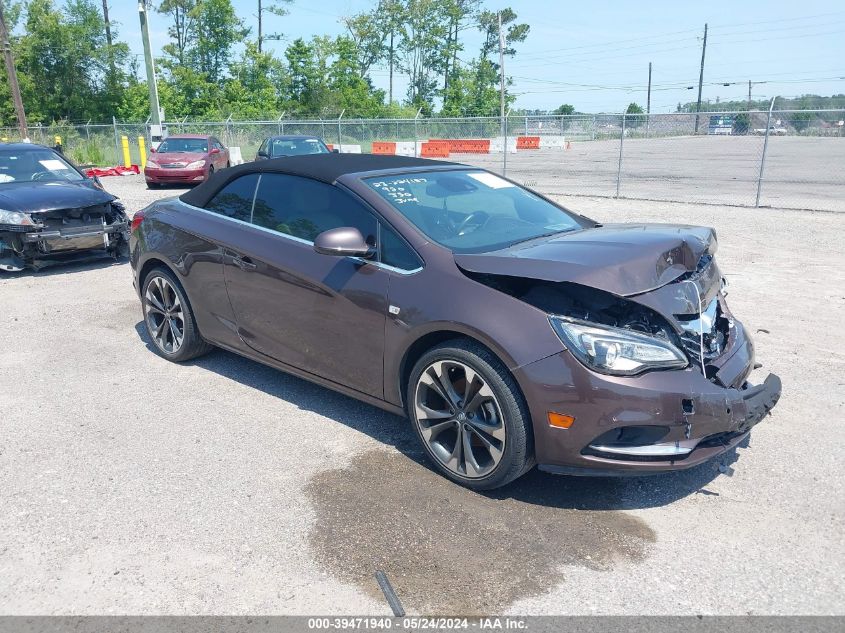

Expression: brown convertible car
xmin=129 ymin=154 xmax=781 ymax=489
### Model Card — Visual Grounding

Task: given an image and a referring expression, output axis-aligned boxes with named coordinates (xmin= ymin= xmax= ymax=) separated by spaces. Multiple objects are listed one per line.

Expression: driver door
xmin=221 ymin=173 xmax=389 ymax=398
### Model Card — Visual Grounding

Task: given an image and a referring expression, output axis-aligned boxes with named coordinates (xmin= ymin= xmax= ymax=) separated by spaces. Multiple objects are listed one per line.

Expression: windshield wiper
xmin=508 ymin=227 xmax=580 ymax=247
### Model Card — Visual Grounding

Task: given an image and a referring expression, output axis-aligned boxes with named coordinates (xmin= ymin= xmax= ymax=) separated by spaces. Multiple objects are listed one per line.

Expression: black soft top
xmin=179 ymin=153 xmax=459 ymax=208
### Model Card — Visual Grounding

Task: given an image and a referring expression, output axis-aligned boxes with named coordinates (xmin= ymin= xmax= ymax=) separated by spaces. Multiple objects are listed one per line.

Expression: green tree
xmin=189 ymin=0 xmax=249 ymax=82
xmin=224 ymin=42 xmax=287 ymax=118
xmin=554 ymin=104 xmax=575 ymax=115
xmin=477 ymin=7 xmax=529 ymax=59
xmin=284 ymin=37 xmax=327 ymax=115
xmin=790 ymin=111 xmax=813 ymax=132
xmin=342 ymin=6 xmax=388 ymax=79
xmin=448 ymin=7 xmax=527 ymax=117
xmin=157 ymin=0 xmax=196 ymax=65
xmin=733 ymin=112 xmax=750 ymax=135
xmin=326 ymin=36 xmax=386 ymax=117
xmin=12 ymin=0 xmax=129 ymax=122
xmin=625 ymin=102 xmax=645 ymax=128
xmin=441 ymin=0 xmax=480 ymax=91
xmin=399 ymin=0 xmax=451 ymax=114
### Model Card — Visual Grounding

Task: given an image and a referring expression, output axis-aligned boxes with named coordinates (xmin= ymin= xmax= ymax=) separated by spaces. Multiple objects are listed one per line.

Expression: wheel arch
xmin=137 ymin=255 xmax=181 ymax=292
xmin=396 ymin=326 xmax=526 ymax=413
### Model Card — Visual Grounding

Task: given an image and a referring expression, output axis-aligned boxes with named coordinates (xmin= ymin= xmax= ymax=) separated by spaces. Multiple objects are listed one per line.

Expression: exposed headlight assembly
xmin=0 ymin=209 xmax=36 ymax=226
xmin=550 ymin=315 xmax=688 ymax=376
xmin=185 ymin=159 xmax=206 ymax=169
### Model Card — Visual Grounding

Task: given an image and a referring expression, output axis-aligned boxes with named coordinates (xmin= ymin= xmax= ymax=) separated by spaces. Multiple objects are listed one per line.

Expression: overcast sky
xmin=113 ymin=0 xmax=845 ymax=113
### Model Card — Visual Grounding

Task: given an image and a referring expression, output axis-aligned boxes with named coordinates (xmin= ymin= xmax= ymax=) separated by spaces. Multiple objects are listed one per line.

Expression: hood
xmin=0 ymin=180 xmax=115 ymax=215
xmin=151 ymin=152 xmax=208 ymax=166
xmin=454 ymin=223 xmax=717 ymax=297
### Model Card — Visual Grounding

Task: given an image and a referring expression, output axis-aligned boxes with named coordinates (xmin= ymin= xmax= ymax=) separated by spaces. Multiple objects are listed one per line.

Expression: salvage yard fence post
xmin=112 ymin=116 xmax=120 ymax=166
xmin=616 ymin=113 xmax=626 ymax=198
xmin=755 ymin=97 xmax=776 ymax=208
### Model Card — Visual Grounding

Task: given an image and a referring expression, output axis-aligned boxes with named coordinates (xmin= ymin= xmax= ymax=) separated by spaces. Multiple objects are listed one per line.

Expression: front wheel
xmin=141 ymin=267 xmax=213 ymax=362
xmin=407 ymin=340 xmax=534 ymax=490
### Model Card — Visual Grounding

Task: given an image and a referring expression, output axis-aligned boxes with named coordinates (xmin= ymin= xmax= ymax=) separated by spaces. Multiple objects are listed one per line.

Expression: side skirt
xmin=207 ymin=337 xmax=407 ymax=418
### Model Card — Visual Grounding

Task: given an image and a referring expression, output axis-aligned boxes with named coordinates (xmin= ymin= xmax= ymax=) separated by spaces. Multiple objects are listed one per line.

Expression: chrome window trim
xmin=177 ymin=199 xmax=423 ymax=275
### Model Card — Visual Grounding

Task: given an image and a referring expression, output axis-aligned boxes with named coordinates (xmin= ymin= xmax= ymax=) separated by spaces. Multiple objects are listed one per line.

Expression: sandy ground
xmin=0 ymin=175 xmax=843 ymax=616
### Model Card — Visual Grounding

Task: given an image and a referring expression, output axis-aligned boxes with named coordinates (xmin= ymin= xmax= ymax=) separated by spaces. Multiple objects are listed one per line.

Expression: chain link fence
xmin=2 ymin=109 xmax=842 ymax=211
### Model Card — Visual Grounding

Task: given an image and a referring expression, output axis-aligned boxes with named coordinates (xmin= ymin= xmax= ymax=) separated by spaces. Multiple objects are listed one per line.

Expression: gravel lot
xmin=0 ymin=174 xmax=843 ymax=615
xmin=451 ymin=135 xmax=845 ymax=212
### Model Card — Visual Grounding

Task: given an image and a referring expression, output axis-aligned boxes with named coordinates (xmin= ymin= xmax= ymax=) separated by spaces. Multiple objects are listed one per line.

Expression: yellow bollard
xmin=138 ymin=136 xmax=147 ymax=170
xmin=120 ymin=135 xmax=131 ymax=168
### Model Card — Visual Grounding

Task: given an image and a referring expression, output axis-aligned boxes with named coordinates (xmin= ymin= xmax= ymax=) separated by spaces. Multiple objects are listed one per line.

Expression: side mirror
xmin=210 ymin=147 xmax=220 ymax=155
xmin=332 ymin=148 xmax=340 ymax=153
xmin=149 ymin=146 xmax=156 ymax=153
xmin=313 ymin=227 xmax=374 ymax=258
xmin=257 ymin=150 xmax=269 ymax=158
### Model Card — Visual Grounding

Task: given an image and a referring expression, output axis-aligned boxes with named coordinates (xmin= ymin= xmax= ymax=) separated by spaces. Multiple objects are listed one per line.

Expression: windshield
xmin=0 ymin=149 xmax=84 ymax=184
xmin=156 ymin=138 xmax=208 ymax=153
xmin=364 ymin=170 xmax=586 ymax=253
xmin=270 ymin=138 xmax=329 ymax=157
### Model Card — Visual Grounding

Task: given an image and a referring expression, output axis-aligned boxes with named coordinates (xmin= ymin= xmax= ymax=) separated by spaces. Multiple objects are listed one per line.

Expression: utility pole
xmin=748 ymin=80 xmax=752 ymax=109
xmin=102 ymin=1 xmax=115 ymax=75
xmin=388 ymin=32 xmax=394 ymax=104
xmin=694 ymin=22 xmax=707 ymax=134
xmin=646 ymin=62 xmax=652 ymax=137
xmin=498 ymin=12 xmax=505 ymax=129
xmin=0 ymin=2 xmax=27 ymax=140
xmin=258 ymin=0 xmax=263 ymax=52
xmin=138 ymin=2 xmax=161 ymax=128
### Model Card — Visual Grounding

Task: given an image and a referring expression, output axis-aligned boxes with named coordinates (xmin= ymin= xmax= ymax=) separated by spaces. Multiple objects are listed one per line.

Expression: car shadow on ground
xmin=0 ymin=256 xmax=127 ymax=279
xmin=134 ymin=321 xmax=744 ymax=511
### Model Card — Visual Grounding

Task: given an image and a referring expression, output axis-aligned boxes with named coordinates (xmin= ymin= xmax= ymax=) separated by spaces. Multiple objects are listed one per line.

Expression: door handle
xmin=232 ymin=253 xmax=257 ymax=271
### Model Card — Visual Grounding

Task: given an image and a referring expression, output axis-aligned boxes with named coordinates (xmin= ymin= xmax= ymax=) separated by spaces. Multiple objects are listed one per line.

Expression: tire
xmin=141 ymin=267 xmax=213 ymax=362
xmin=225 ymin=161 xmax=231 ymax=169
xmin=146 ymin=182 xmax=159 ymax=190
xmin=206 ymin=165 xmax=215 ymax=181
xmin=407 ymin=339 xmax=534 ymax=490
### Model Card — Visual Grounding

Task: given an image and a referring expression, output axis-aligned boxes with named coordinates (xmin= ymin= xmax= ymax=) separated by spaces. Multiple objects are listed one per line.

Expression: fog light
xmin=548 ymin=412 xmax=575 ymax=429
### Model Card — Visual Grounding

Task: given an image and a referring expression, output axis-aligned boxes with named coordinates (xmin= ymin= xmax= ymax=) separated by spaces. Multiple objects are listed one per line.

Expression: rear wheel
xmin=141 ymin=267 xmax=212 ymax=362
xmin=407 ymin=340 xmax=533 ymax=490
xmin=206 ymin=165 xmax=215 ymax=181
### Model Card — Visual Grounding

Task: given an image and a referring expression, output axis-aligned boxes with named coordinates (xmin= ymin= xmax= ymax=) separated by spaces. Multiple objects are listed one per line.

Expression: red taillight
xmin=130 ymin=210 xmax=146 ymax=233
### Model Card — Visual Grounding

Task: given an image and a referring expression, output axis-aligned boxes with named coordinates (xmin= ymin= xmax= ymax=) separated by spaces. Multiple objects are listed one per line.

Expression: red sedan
xmin=144 ymin=135 xmax=230 ymax=188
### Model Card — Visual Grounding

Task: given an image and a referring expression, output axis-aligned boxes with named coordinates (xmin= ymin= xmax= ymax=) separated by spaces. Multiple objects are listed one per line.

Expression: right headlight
xmin=549 ymin=315 xmax=688 ymax=376
xmin=0 ymin=209 xmax=36 ymax=226
xmin=146 ymin=160 xmax=160 ymax=169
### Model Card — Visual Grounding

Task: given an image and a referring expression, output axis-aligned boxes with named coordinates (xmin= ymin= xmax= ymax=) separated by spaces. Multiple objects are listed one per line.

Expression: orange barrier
xmin=371 ymin=141 xmax=397 ymax=155
xmin=421 ymin=141 xmax=450 ymax=158
xmin=326 ymin=143 xmax=334 ymax=151
xmin=429 ymin=139 xmax=490 ymax=154
xmin=516 ymin=136 xmax=540 ymax=150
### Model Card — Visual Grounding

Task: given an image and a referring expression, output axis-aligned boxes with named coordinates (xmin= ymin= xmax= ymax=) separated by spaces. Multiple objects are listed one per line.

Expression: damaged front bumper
xmin=0 ymin=212 xmax=129 ymax=272
xmin=516 ymin=319 xmax=782 ymax=476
